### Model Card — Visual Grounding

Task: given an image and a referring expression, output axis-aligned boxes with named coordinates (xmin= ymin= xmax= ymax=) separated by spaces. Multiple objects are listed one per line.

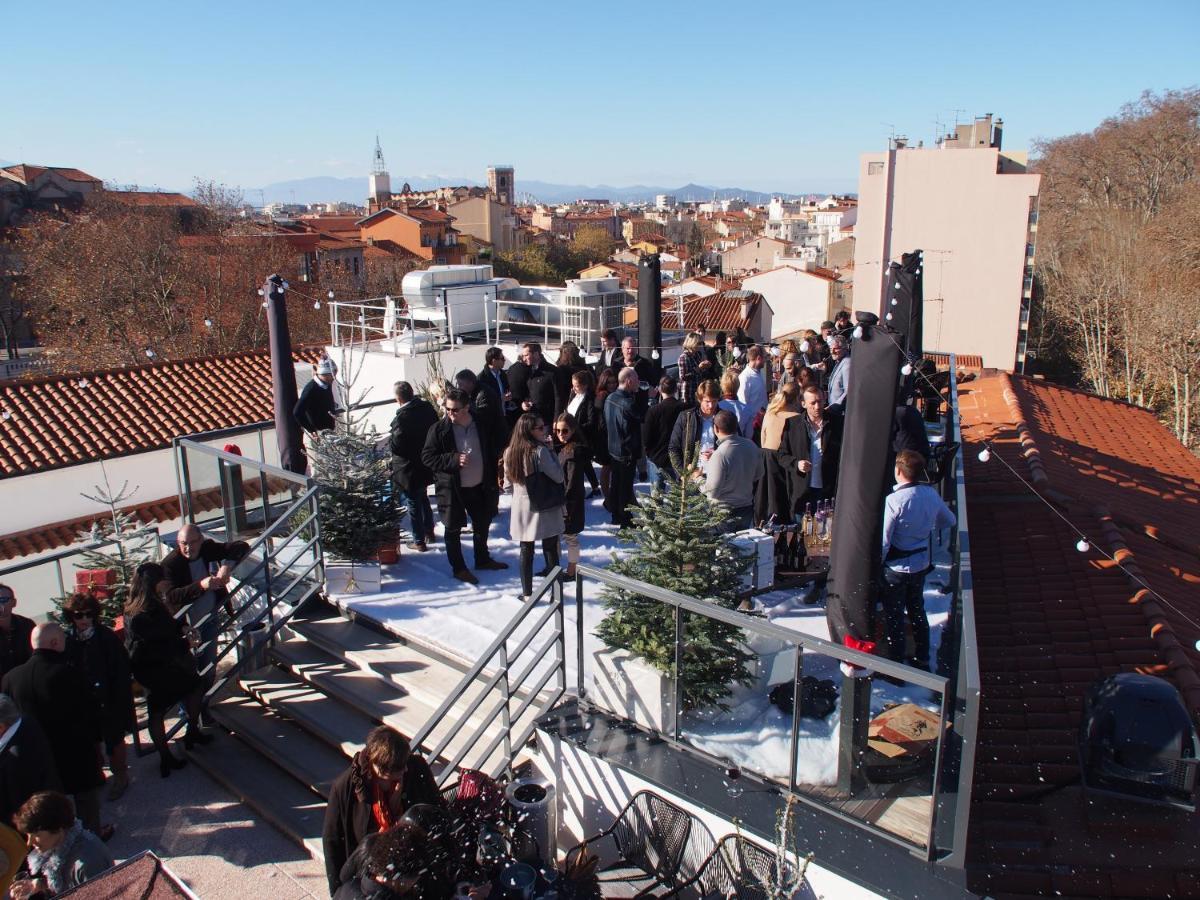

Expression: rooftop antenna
xmin=950 ymin=108 xmax=966 ymax=129
xmin=883 ymin=123 xmax=896 ymax=149
xmin=932 ymin=117 xmax=945 ymax=144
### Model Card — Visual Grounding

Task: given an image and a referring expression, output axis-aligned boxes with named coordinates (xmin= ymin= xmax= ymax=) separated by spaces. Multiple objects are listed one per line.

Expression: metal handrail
xmin=0 ymin=526 xmax=161 ymax=583
xmin=411 ymin=570 xmax=566 ymax=786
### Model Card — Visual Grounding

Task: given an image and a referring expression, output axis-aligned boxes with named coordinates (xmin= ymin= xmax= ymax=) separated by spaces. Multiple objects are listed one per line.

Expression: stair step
xmin=209 ymin=693 xmax=347 ymax=797
xmin=183 ymin=725 xmax=326 ymax=861
xmin=241 ymin=667 xmax=378 ymax=757
xmin=269 ymin=639 xmax=447 ymax=737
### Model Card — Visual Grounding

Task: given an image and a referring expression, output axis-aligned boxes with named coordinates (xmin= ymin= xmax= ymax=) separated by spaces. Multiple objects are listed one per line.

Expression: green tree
xmin=309 ymin=429 xmax=399 ymax=562
xmin=71 ymin=472 xmax=158 ymax=624
xmin=568 ymin=225 xmax=617 ymax=270
xmin=595 ymin=468 xmax=756 ymax=711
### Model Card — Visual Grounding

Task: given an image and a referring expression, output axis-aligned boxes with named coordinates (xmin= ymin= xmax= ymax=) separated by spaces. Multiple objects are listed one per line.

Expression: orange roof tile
xmin=0 ymin=348 xmax=324 ymax=478
xmin=108 ymin=191 xmax=199 ymax=208
xmin=653 ymin=290 xmax=764 ymax=332
xmin=959 ymin=372 xmax=1200 ymax=893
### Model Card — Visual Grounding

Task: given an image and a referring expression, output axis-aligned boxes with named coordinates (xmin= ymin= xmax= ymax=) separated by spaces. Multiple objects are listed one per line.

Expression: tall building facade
xmin=854 ymin=116 xmax=1040 ymax=370
xmin=487 ymin=166 xmax=514 ymax=205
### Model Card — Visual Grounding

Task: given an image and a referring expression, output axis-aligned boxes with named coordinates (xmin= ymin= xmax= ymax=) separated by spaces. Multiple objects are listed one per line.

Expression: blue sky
xmin=4 ymin=0 xmax=1197 ymax=195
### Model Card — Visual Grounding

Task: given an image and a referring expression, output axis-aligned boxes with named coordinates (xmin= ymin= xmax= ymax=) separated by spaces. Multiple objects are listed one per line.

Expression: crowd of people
xmin=383 ymin=313 xmax=952 ymax=663
xmin=0 ymin=523 xmax=249 ymax=896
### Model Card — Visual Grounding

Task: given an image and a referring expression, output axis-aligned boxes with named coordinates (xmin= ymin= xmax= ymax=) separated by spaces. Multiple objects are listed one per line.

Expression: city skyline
xmin=4 ymin=0 xmax=1198 ymax=195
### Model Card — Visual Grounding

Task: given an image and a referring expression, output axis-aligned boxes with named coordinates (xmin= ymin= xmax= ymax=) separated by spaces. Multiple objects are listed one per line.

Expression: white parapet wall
xmin=528 ymin=725 xmax=884 ymax=899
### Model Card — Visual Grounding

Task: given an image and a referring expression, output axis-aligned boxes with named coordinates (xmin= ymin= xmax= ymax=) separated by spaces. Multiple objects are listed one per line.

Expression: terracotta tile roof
xmin=108 ymin=191 xmax=199 ymax=208
xmin=0 ymin=347 xmax=325 ymax=478
xmin=358 ymin=205 xmax=453 ymax=227
xmin=653 ymin=290 xmax=765 ymax=332
xmin=363 ymin=239 xmax=423 ymax=262
xmin=958 ymin=372 xmax=1200 ymax=895
xmin=742 ymin=264 xmax=841 ymax=283
xmin=923 ymin=351 xmax=984 ymax=372
xmin=1 ymin=164 xmax=102 ymax=185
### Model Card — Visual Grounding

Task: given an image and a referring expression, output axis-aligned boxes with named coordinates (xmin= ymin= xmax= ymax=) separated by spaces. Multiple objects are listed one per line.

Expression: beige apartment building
xmin=854 ymin=116 xmax=1040 ymax=370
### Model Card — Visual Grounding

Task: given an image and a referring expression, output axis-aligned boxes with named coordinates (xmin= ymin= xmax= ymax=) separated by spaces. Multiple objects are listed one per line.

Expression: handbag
xmin=525 ymin=451 xmax=565 ymax=511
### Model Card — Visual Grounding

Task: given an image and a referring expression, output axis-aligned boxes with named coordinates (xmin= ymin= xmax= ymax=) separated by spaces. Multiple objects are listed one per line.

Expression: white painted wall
xmin=740 ymin=268 xmax=834 ymax=340
xmin=527 ymin=729 xmax=883 ymax=898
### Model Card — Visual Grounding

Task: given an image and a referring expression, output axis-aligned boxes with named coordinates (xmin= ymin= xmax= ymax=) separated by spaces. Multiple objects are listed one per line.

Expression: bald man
xmin=2 ymin=622 xmax=107 ymax=838
xmin=162 ymin=524 xmax=250 ymax=693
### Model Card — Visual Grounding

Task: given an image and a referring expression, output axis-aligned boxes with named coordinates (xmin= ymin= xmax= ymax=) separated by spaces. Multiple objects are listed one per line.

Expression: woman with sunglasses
xmin=554 ymin=413 xmax=590 ymax=581
xmin=124 ymin=563 xmax=209 ymax=778
xmin=63 ymin=593 xmax=133 ymax=801
xmin=503 ymin=414 xmax=565 ymax=601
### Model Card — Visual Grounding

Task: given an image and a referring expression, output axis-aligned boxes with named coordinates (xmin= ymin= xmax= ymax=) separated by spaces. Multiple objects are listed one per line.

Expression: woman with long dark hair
xmin=552 ymin=341 xmax=588 ymax=417
xmin=124 ymin=562 xmax=209 ymax=777
xmin=593 ymin=368 xmax=618 ymax=499
xmin=504 ymin=414 xmax=565 ymax=601
xmin=554 ymin=412 xmax=590 ymax=581
xmin=563 ymin=368 xmax=601 ymax=497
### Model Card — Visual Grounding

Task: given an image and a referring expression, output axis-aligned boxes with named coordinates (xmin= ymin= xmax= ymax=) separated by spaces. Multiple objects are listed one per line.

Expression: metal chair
xmin=664 ymin=833 xmax=806 ymax=899
xmin=566 ymin=790 xmax=698 ymax=897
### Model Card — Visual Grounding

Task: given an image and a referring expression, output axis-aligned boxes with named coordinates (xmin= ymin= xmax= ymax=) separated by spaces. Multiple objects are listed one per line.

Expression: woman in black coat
xmin=64 ymin=592 xmax=134 ymax=800
xmin=552 ymin=342 xmax=590 ymax=417
xmin=124 ymin=562 xmax=208 ymax=778
xmin=555 ymin=413 xmax=592 ymax=580
xmin=561 ymin=368 xmax=601 ymax=497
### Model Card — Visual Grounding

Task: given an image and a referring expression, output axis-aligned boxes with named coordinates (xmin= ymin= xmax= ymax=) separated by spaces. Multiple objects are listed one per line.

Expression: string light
xmin=977 ymin=448 xmax=991 ymax=462
xmin=901 ymin=363 xmax=912 ymax=375
xmin=885 ymin=313 xmax=894 ymax=321
xmin=203 ymin=318 xmax=213 ymax=328
xmin=852 ymin=326 xmax=863 ymax=340
xmin=145 ymin=349 xmax=156 ymax=359
xmin=1076 ymin=539 xmax=1090 ymax=553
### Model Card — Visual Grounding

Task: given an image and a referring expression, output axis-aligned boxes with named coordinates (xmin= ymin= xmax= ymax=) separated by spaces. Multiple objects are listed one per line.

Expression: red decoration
xmin=223 ymin=443 xmax=243 ymax=456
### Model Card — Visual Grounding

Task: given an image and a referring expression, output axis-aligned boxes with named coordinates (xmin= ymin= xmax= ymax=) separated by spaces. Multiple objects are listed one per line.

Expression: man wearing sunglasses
xmin=421 ymin=389 xmax=508 ymax=584
xmin=0 ymin=585 xmax=35 ymax=679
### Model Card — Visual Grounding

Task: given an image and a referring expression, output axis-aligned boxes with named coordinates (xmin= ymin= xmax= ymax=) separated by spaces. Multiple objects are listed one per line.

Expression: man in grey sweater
xmin=700 ymin=410 xmax=761 ymax=531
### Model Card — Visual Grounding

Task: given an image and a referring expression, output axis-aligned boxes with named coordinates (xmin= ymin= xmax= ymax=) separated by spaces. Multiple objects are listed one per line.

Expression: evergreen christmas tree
xmin=309 ymin=428 xmax=400 ymax=563
xmin=71 ymin=473 xmax=157 ymax=624
xmin=595 ymin=469 xmax=756 ymax=711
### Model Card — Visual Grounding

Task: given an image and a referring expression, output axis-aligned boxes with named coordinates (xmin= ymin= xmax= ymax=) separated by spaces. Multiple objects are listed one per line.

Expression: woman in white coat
xmin=505 ymin=413 xmax=565 ymax=600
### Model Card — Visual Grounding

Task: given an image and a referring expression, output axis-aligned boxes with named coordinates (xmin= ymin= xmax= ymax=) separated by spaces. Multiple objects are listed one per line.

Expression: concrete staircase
xmin=188 ymin=599 xmax=543 ymax=864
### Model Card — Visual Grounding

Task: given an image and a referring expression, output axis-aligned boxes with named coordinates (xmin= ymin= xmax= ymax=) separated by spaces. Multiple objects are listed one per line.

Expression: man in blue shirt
xmin=880 ymin=449 xmax=956 ymax=669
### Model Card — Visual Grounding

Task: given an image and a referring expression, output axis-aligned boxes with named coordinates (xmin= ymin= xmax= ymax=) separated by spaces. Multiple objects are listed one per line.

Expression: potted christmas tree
xmin=593 ymin=471 xmax=756 ymax=732
xmin=310 ymin=428 xmax=400 ymax=594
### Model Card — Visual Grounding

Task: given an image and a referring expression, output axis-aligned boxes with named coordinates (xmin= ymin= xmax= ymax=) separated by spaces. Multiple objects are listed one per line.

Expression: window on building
xmin=867 ymin=162 xmax=885 ymax=175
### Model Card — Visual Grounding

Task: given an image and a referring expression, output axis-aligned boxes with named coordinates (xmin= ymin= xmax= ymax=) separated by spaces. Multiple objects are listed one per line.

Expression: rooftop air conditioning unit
xmin=1079 ymin=673 xmax=1199 ymax=811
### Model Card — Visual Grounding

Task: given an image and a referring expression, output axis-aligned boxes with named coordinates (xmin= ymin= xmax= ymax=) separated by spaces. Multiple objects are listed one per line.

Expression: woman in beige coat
xmin=505 ymin=413 xmax=565 ymax=600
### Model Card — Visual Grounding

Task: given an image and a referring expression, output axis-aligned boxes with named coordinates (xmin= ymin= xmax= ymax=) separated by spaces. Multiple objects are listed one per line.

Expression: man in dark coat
xmin=641 ymin=375 xmax=684 ymax=488
xmin=388 ymin=382 xmax=439 ymax=552
xmin=0 ymin=585 xmax=36 ymax=678
xmin=162 ymin=524 xmax=249 ymax=693
xmin=0 ymin=693 xmax=61 ymax=829
xmin=421 ymin=389 xmax=507 ymax=584
xmin=294 ymin=357 xmax=341 ymax=433
xmin=322 ymin=726 xmax=442 ymax=897
xmin=593 ymin=329 xmax=621 ymax=378
xmin=507 ymin=342 xmax=557 ymax=427
xmin=604 ymin=367 xmax=643 ymax=528
xmin=454 ymin=369 xmax=509 ymax=455
xmin=477 ymin=347 xmax=514 ymax=428
xmin=778 ymin=385 xmax=844 ymax=515
xmin=2 ymin=624 xmax=106 ymax=838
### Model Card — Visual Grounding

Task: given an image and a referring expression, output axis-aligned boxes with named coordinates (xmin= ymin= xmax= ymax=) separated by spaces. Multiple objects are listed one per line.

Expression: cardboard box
xmin=867 ymin=703 xmax=941 ymax=759
xmin=75 ymin=569 xmax=117 ymax=588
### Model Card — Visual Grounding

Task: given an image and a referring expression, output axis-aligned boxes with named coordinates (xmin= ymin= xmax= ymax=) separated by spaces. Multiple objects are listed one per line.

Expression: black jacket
xmin=321 ymin=750 xmax=442 ymax=895
xmin=617 ymin=355 xmax=655 ymax=414
xmin=0 ymin=716 xmax=61 ymax=826
xmin=469 ymin=384 xmax=509 ymax=451
xmin=0 ymin=615 xmax=36 ymax=678
xmin=294 ymin=379 xmax=338 ymax=432
xmin=552 ymin=362 xmax=589 ymax=417
xmin=420 ymin=415 xmax=501 ymax=512
xmin=778 ymin=410 xmax=844 ymax=512
xmin=162 ymin=538 xmax=250 ymax=616
xmin=668 ymin=407 xmax=715 ymax=475
xmin=507 ymin=360 xmax=557 ymax=425
xmin=476 ymin=365 xmax=509 ymax=404
xmin=604 ymin=388 xmax=642 ymax=464
xmin=593 ymin=346 xmax=621 ymax=379
xmin=642 ymin=397 xmax=684 ymax=470
xmin=560 ymin=442 xmax=593 ymax=535
xmin=65 ymin=624 xmax=134 ymax=737
xmin=1 ymin=649 xmax=105 ymax=794
xmin=388 ymin=398 xmax=438 ymax=493
xmin=124 ymin=599 xmax=200 ymax=711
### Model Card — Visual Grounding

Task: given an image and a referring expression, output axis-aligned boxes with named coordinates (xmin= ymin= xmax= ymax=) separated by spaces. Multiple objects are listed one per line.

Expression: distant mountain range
xmin=250 ymin=175 xmax=815 ymax=207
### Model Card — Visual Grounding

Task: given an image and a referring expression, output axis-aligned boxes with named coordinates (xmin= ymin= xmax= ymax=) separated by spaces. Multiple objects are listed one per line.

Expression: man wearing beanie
xmin=294 ymin=357 xmax=341 ymax=434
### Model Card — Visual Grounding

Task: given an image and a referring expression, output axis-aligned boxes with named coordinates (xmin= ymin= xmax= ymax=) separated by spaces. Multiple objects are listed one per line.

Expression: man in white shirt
xmin=736 ymin=345 xmax=767 ymax=439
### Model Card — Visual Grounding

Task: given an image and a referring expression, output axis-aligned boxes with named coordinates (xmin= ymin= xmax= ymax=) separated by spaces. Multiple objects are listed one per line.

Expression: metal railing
xmin=0 ymin=527 xmax=162 ymax=603
xmin=411 ymin=570 xmax=568 ymax=787
xmin=572 ymin=563 xmax=953 ymax=859
xmin=165 ymin=438 xmax=325 ymax=739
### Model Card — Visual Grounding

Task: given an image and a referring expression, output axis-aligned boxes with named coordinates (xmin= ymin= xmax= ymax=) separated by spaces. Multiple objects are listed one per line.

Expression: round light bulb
xmin=891 ymin=298 xmax=898 ymax=306
xmin=257 ymin=288 xmax=265 ymax=296
xmin=327 ymin=290 xmax=335 ymax=300
xmin=262 ymin=300 xmax=269 ymax=308
xmin=770 ymin=346 xmax=781 ymax=357
xmin=314 ymin=301 xmax=321 ymax=309
xmin=145 ymin=349 xmax=155 ymax=358
xmin=281 ymin=281 xmax=289 ymax=291
xmin=203 ymin=318 xmax=212 ymax=328
xmin=651 ymin=349 xmax=660 ymax=360
xmin=852 ymin=325 xmax=863 ymax=340
xmin=977 ymin=448 xmax=991 ymax=462
xmin=357 ymin=314 xmax=365 ymax=324
xmin=732 ymin=346 xmax=742 ymax=358
xmin=456 ymin=336 xmax=464 ymax=345
xmin=1076 ymin=539 xmax=1090 ymax=553
xmin=901 ymin=363 xmax=912 ymax=375
xmin=799 ymin=340 xmax=810 ymax=353
xmin=384 ymin=294 xmax=392 ymax=303
xmin=885 ymin=312 xmax=894 ymax=321
xmin=894 ymin=282 xmax=901 ymax=290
